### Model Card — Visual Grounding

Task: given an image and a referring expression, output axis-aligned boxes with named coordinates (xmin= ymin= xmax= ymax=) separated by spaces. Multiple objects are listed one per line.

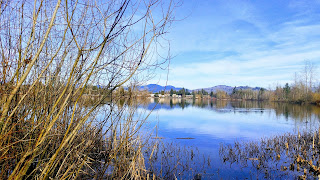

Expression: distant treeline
xmin=153 ymin=88 xmax=191 ymax=97
xmin=230 ymin=62 xmax=320 ymax=104
xmin=152 ymin=83 xmax=320 ymax=104
xmin=151 ymin=62 xmax=320 ymax=104
xmin=227 ymin=61 xmax=320 ymax=104
xmin=188 ymin=82 xmax=320 ymax=104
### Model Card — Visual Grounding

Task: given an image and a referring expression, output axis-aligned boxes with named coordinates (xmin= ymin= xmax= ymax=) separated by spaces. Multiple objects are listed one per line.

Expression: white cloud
xmin=147 ymin=0 xmax=320 ymax=89
xmin=151 ymin=47 xmax=320 ymax=89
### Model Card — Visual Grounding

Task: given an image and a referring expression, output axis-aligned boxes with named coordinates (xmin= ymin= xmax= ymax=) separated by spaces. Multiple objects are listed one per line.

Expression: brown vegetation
xmin=0 ymin=0 xmax=178 ymax=179
xmin=220 ymin=128 xmax=320 ymax=179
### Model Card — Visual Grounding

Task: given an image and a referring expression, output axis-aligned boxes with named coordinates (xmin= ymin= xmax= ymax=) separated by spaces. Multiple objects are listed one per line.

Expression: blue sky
xmin=150 ymin=0 xmax=320 ymax=89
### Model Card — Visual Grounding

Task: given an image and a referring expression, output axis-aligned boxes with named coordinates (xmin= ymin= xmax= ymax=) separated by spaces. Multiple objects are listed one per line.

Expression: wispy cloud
xmin=149 ymin=0 xmax=320 ymax=89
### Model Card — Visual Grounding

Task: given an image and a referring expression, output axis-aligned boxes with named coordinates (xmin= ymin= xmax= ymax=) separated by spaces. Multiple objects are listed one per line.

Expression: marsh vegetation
xmin=0 ymin=0 xmax=181 ymax=179
xmin=140 ymin=98 xmax=320 ymax=178
xmin=220 ymin=129 xmax=320 ymax=179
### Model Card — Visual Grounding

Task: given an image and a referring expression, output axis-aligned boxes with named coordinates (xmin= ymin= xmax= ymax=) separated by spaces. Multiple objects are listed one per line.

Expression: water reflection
xmin=142 ymin=98 xmax=320 ymax=126
xmin=138 ymin=98 xmax=320 ymax=178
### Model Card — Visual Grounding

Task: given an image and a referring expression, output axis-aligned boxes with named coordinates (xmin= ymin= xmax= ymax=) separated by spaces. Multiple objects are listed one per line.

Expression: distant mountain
xmin=194 ymin=85 xmax=262 ymax=95
xmin=137 ymin=84 xmax=262 ymax=94
xmin=138 ymin=84 xmax=186 ymax=93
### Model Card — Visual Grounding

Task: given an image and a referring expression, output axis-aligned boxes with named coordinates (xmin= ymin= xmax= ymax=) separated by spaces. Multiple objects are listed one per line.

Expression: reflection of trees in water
xmin=145 ymin=98 xmax=320 ymax=124
xmin=271 ymin=102 xmax=320 ymax=131
xmin=215 ymin=100 xmax=228 ymax=109
xmin=148 ymin=98 xmax=194 ymax=109
xmin=230 ymin=100 xmax=269 ymax=109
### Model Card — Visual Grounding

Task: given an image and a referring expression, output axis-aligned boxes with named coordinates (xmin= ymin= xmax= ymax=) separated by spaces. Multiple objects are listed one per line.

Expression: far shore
xmin=147 ymin=96 xmax=320 ymax=106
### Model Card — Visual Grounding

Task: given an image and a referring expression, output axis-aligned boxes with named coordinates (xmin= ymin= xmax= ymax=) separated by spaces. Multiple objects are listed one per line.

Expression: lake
xmin=138 ymin=98 xmax=320 ymax=179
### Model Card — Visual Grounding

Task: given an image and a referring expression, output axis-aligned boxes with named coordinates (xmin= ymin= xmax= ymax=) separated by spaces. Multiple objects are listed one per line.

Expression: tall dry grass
xmin=220 ymin=128 xmax=320 ymax=179
xmin=0 ymin=0 xmax=178 ymax=179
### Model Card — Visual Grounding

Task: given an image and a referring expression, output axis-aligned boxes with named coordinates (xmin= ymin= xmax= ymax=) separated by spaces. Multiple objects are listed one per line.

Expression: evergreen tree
xmin=283 ymin=83 xmax=291 ymax=99
xmin=170 ymin=88 xmax=174 ymax=96
xmin=182 ymin=88 xmax=186 ymax=97
xmin=232 ymin=86 xmax=237 ymax=95
xmin=258 ymin=88 xmax=265 ymax=100
xmin=185 ymin=89 xmax=191 ymax=95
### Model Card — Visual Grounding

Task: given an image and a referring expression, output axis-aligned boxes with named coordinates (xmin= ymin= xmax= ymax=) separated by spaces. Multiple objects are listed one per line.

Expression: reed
xmin=0 ymin=0 xmax=177 ymax=179
xmin=220 ymin=128 xmax=320 ymax=179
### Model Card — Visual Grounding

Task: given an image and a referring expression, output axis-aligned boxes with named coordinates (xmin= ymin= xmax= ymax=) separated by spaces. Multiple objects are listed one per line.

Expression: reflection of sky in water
xmin=138 ymin=100 xmax=320 ymax=178
xmin=144 ymin=104 xmax=317 ymax=142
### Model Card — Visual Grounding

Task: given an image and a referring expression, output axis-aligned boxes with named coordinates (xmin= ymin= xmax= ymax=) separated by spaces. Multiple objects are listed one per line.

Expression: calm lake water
xmin=138 ymin=98 xmax=320 ymax=179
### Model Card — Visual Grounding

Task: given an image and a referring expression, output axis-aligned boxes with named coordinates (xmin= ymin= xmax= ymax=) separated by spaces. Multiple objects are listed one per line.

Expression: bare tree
xmin=302 ymin=61 xmax=316 ymax=94
xmin=0 ymin=0 xmax=177 ymax=179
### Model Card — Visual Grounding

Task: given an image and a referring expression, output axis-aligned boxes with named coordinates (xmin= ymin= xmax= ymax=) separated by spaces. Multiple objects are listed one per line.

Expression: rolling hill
xmin=138 ymin=84 xmax=187 ymax=93
xmin=139 ymin=84 xmax=262 ymax=94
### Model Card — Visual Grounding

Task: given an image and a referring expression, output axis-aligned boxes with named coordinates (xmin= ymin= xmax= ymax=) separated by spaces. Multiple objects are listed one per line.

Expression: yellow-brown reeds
xmin=0 ymin=0 xmax=177 ymax=179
